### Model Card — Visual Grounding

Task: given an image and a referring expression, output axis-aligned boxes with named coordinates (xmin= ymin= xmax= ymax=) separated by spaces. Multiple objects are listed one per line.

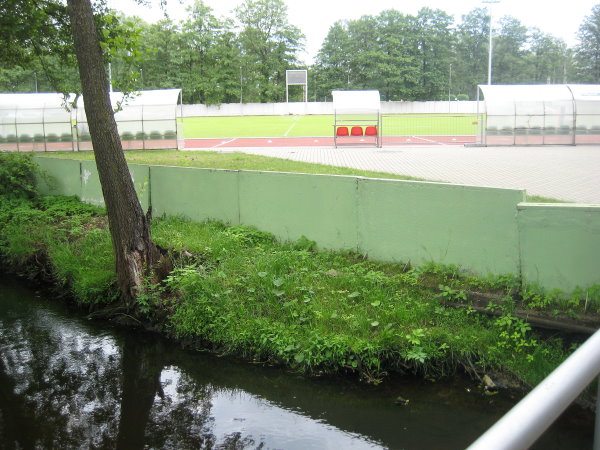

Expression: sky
xmin=107 ymin=0 xmax=599 ymax=64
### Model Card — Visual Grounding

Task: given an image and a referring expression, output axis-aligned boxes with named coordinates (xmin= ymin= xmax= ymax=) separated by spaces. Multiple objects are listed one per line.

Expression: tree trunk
xmin=67 ymin=0 xmax=158 ymax=307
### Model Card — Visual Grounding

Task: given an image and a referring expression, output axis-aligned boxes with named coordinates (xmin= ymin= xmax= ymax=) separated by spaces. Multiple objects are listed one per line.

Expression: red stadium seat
xmin=336 ymin=126 xmax=349 ymax=136
xmin=365 ymin=126 xmax=378 ymax=136
xmin=351 ymin=126 xmax=363 ymax=136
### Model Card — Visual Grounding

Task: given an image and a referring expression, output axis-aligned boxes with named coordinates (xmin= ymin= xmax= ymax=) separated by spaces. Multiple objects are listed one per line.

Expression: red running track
xmin=184 ymin=135 xmax=476 ymax=149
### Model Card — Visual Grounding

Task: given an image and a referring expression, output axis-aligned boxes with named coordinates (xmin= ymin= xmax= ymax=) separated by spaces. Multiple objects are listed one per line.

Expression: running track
xmin=184 ymin=135 xmax=476 ymax=149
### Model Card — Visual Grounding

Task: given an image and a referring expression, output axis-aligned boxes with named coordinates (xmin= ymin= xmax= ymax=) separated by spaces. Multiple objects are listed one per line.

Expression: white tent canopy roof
xmin=479 ymin=84 xmax=600 ymax=116
xmin=0 ymin=93 xmax=74 ymax=124
xmin=332 ymin=90 xmax=381 ymax=115
xmin=0 ymin=92 xmax=74 ymax=110
xmin=76 ymin=89 xmax=182 ymax=122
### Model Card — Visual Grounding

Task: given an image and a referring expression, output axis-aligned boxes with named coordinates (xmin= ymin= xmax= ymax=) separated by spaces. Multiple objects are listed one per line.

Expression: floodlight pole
xmin=483 ymin=0 xmax=500 ymax=85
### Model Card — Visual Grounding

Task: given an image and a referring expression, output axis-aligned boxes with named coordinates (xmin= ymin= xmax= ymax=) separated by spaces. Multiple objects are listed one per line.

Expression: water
xmin=0 ymin=275 xmax=593 ymax=449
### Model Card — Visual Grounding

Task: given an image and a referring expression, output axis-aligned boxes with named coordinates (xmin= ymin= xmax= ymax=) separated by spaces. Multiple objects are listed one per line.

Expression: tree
xmin=66 ymin=0 xmax=159 ymax=306
xmin=574 ymin=4 xmax=600 ymax=82
xmin=491 ymin=16 xmax=529 ymax=84
xmin=528 ymin=29 xmax=570 ymax=84
xmin=0 ymin=0 xmax=160 ymax=306
xmin=454 ymin=8 xmax=489 ymax=99
xmin=180 ymin=1 xmax=242 ymax=104
xmin=376 ymin=10 xmax=420 ymax=101
xmin=235 ymin=0 xmax=305 ymax=102
xmin=136 ymin=18 xmax=187 ymax=92
xmin=410 ymin=7 xmax=455 ymax=100
xmin=313 ymin=21 xmax=353 ymax=100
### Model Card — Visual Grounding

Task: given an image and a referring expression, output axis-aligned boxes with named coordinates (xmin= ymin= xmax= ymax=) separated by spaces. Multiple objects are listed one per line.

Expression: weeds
xmin=0 ymin=152 xmax=41 ymax=199
xmin=0 ymin=194 xmax=585 ymax=388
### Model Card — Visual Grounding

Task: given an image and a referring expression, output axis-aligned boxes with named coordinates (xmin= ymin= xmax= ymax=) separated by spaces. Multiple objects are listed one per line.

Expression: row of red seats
xmin=336 ymin=126 xmax=378 ymax=137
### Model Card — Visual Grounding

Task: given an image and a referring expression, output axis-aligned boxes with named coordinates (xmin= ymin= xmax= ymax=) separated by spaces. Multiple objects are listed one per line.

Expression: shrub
xmin=0 ymin=152 xmax=40 ymax=198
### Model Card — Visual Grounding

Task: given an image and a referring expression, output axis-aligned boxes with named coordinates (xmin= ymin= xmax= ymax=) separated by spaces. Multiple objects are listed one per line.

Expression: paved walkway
xmin=185 ymin=144 xmax=600 ymax=204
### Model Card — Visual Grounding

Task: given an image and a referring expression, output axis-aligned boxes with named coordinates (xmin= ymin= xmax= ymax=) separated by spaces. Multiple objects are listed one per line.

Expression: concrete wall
xmin=151 ymin=166 xmax=239 ymax=225
xmin=238 ymin=172 xmax=359 ymax=250
xmin=34 ymin=157 xmax=600 ymax=294
xmin=357 ymin=179 xmax=523 ymax=275
xmin=518 ymin=203 xmax=600 ymax=293
xmin=36 ymin=157 xmax=82 ymax=197
xmin=36 ymin=158 xmax=151 ymax=212
xmin=182 ymin=101 xmax=482 ymax=117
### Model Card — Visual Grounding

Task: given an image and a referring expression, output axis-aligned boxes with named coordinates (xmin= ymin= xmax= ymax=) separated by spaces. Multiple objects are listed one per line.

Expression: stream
xmin=0 ymin=274 xmax=593 ymax=449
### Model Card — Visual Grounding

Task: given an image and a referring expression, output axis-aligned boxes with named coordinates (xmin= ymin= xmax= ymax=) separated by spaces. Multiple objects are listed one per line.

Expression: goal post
xmin=286 ymin=69 xmax=308 ymax=103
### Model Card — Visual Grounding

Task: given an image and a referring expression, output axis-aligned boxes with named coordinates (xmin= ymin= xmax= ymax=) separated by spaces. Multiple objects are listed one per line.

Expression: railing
xmin=467 ymin=328 xmax=600 ymax=449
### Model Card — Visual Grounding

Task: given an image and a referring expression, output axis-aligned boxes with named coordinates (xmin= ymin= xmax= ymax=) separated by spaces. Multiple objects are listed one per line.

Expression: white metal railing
xmin=468 ymin=327 xmax=600 ymax=450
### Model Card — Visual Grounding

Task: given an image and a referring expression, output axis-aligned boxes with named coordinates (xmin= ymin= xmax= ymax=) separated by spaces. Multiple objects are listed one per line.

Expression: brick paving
xmin=193 ymin=144 xmax=600 ymax=204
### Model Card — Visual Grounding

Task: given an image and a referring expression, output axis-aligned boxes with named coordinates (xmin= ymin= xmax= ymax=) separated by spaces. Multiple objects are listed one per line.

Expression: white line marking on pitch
xmin=283 ymin=116 xmax=301 ymax=137
xmin=213 ymin=138 xmax=236 ymax=148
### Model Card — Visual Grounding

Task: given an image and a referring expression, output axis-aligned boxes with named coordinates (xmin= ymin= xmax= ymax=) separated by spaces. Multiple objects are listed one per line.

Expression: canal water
xmin=0 ymin=274 xmax=594 ymax=449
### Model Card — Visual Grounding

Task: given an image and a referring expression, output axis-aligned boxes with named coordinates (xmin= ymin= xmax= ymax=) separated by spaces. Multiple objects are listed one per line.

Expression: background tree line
xmin=3 ymin=0 xmax=600 ymax=104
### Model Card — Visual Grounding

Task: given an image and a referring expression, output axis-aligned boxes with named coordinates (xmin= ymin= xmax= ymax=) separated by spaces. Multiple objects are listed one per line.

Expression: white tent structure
xmin=479 ymin=84 xmax=600 ymax=145
xmin=332 ymin=90 xmax=381 ymax=148
xmin=0 ymin=89 xmax=183 ymax=152
xmin=76 ymin=89 xmax=183 ymax=150
xmin=0 ymin=93 xmax=75 ymax=152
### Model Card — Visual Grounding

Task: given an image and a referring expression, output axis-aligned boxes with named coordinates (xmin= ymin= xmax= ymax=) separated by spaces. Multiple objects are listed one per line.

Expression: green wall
xmin=358 ymin=179 xmax=524 ymax=275
xmin=150 ymin=166 xmax=239 ymax=224
xmin=79 ymin=161 xmax=151 ymax=212
xmin=36 ymin=157 xmax=82 ymax=197
xmin=238 ymin=172 xmax=358 ymax=250
xmin=34 ymin=157 xmax=600 ymax=294
xmin=518 ymin=203 xmax=600 ymax=293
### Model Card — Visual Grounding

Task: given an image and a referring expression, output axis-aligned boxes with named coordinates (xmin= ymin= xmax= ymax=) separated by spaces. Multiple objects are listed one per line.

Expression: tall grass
xmin=0 ymin=194 xmax=572 ymax=387
xmin=150 ymin=216 xmax=568 ymax=386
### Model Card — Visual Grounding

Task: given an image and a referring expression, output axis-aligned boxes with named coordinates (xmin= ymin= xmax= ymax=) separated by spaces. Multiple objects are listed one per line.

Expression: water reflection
xmin=0 ymin=276 xmax=593 ymax=449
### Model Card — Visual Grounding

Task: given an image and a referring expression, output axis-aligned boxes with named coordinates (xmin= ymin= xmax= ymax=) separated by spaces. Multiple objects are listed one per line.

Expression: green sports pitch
xmin=182 ymin=114 xmax=480 ymax=139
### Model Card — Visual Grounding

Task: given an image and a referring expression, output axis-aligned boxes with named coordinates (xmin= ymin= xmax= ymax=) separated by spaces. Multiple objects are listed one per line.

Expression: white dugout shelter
xmin=332 ymin=90 xmax=381 ymax=148
xmin=0 ymin=89 xmax=183 ymax=152
xmin=77 ymin=89 xmax=183 ymax=150
xmin=0 ymin=93 xmax=75 ymax=152
xmin=479 ymin=84 xmax=600 ymax=146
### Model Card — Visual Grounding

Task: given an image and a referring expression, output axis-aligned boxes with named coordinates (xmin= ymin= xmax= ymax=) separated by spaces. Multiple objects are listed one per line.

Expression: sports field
xmin=182 ymin=114 xmax=479 ymax=139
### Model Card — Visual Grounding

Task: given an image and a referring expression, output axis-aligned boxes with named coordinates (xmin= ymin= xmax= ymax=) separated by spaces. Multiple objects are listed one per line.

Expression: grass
xmin=182 ymin=114 xmax=479 ymax=139
xmin=0 ymin=193 xmax=572 ymax=388
xmin=37 ymin=150 xmax=430 ymax=182
xmin=37 ymin=150 xmax=569 ymax=202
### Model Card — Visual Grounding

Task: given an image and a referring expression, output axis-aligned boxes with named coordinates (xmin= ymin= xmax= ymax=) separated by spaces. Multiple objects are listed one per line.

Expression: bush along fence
xmin=34 ymin=157 xmax=600 ymax=297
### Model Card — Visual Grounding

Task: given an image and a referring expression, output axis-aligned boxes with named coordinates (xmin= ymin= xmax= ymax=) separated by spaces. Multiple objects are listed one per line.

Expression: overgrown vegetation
xmin=0 ymin=192 xmax=574 ymax=389
xmin=0 ymin=153 xmax=592 ymax=390
xmin=0 ymin=152 xmax=40 ymax=198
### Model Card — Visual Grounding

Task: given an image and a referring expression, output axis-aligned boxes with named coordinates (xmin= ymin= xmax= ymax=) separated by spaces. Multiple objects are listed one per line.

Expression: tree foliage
xmin=575 ymin=4 xmax=600 ymax=82
xmin=2 ymin=2 xmax=600 ymax=103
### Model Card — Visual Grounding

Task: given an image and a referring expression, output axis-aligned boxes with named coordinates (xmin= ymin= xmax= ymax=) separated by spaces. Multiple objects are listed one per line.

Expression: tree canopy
xmin=2 ymin=1 xmax=600 ymax=102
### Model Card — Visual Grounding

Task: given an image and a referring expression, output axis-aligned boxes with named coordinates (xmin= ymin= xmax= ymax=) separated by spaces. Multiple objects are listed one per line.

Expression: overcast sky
xmin=107 ymin=0 xmax=599 ymax=64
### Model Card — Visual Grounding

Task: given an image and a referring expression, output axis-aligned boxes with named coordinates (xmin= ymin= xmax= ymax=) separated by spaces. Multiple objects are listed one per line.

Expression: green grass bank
xmin=3 ymin=152 xmax=598 ymax=396
xmin=0 ymin=188 xmax=573 ymax=390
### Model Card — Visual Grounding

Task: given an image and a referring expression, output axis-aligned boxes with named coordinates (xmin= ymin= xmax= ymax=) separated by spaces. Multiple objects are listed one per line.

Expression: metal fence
xmin=381 ymin=114 xmax=481 ymax=145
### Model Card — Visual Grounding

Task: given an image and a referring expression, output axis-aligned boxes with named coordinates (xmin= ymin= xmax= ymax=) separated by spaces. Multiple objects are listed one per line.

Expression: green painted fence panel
xmin=357 ymin=179 xmax=524 ymax=275
xmin=518 ymin=203 xmax=600 ymax=293
xmin=35 ymin=157 xmax=600 ymax=294
xmin=34 ymin=157 xmax=82 ymax=197
xmin=80 ymin=161 xmax=150 ymax=211
xmin=238 ymin=171 xmax=358 ymax=249
xmin=150 ymin=166 xmax=239 ymax=224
